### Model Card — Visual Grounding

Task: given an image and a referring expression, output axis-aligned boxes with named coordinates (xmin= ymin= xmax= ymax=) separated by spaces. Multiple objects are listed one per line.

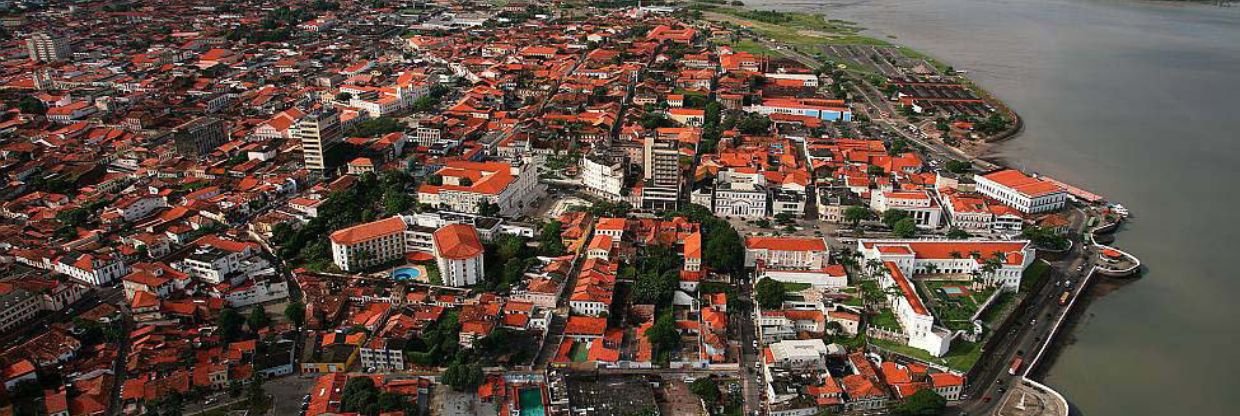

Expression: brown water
xmin=747 ymin=0 xmax=1240 ymax=414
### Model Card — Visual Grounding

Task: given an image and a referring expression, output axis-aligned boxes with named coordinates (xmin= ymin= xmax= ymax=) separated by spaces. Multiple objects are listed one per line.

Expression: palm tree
xmin=968 ymin=250 xmax=982 ymax=259
xmin=991 ymin=250 xmax=1008 ymax=264
xmin=949 ymin=251 xmax=963 ymax=259
xmin=865 ymin=259 xmax=883 ymax=276
xmin=924 ymin=264 xmax=940 ymax=275
xmin=969 ymin=269 xmax=985 ymax=290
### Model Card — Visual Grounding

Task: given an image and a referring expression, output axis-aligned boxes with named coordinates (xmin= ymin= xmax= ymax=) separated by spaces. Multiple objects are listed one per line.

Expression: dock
xmin=1042 ymin=176 xmax=1106 ymax=203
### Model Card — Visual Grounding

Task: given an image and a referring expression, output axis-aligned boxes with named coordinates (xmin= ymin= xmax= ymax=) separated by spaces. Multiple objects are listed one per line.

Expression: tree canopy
xmin=895 ymin=389 xmax=947 ymax=416
xmin=755 ymin=278 xmax=786 ymax=309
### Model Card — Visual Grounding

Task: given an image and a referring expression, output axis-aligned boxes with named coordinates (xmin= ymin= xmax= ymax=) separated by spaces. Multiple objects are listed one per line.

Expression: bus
xmin=1008 ymin=357 xmax=1024 ymax=375
xmin=1058 ymin=291 xmax=1072 ymax=306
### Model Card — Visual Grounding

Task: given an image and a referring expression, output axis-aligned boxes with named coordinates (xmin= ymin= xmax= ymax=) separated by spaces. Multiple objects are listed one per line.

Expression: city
xmin=0 ymin=1 xmax=1154 ymax=416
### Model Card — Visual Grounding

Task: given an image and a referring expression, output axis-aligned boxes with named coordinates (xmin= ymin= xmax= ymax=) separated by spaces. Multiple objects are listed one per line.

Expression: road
xmin=951 ymin=214 xmax=1097 ymax=415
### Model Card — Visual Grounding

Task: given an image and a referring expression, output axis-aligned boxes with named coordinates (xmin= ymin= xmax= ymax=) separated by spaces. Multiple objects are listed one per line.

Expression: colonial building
xmin=973 ymin=169 xmax=1067 ymax=214
xmin=432 ymin=224 xmax=485 ymax=287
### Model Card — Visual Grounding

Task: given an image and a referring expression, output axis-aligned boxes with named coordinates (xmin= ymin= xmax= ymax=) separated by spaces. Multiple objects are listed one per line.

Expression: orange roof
xmin=564 ymin=316 xmax=607 ymax=336
xmin=982 ymin=169 xmax=1065 ymax=197
xmin=684 ymin=231 xmax=702 ymax=259
xmin=886 ymin=262 xmax=928 ymax=316
xmin=433 ymin=224 xmax=484 ymax=260
xmin=330 ymin=216 xmax=406 ymax=245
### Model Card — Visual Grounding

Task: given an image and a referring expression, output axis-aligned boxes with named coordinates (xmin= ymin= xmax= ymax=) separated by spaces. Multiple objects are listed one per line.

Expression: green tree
xmin=754 ymin=278 xmax=786 ymax=309
xmin=539 ymin=220 xmax=566 ymax=255
xmin=843 ymin=206 xmax=872 ymax=229
xmin=284 ymin=301 xmax=306 ymax=328
xmin=689 ymin=378 xmax=721 ymax=403
xmin=247 ymin=307 xmax=270 ymax=331
xmin=335 ymin=92 xmax=353 ymax=102
xmin=704 ymin=225 xmax=744 ymax=275
xmin=15 ymin=96 xmax=46 ymax=115
xmin=341 ymin=377 xmax=380 ymax=414
xmin=218 ymin=307 xmax=245 ymax=341
xmin=867 ymin=165 xmax=887 ymax=176
xmin=895 ymin=389 xmax=947 ymax=416
xmin=946 ymin=227 xmax=971 ymax=239
xmin=881 ymin=209 xmax=911 ymax=228
xmin=893 ymin=217 xmax=918 ymax=238
xmin=644 ymin=312 xmax=680 ymax=359
xmin=944 ymin=160 xmax=972 ymax=174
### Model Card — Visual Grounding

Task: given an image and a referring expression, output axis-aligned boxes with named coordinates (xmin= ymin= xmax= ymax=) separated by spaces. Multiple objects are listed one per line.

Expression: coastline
xmin=695 ymin=2 xmax=1136 ymax=411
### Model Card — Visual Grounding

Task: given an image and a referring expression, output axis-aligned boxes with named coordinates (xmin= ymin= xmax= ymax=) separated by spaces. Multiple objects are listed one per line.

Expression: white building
xmin=54 ymin=252 xmax=127 ymax=286
xmin=768 ymin=339 xmax=832 ymax=369
xmin=581 ymin=155 xmax=627 ymax=201
xmin=940 ymin=190 xmax=1025 ymax=233
xmin=857 ymin=239 xmax=1035 ymax=290
xmin=417 ymin=161 xmax=542 ymax=216
xmin=744 ymin=236 xmax=829 ymax=269
xmin=714 ymin=168 xmax=768 ymax=218
xmin=880 ymin=262 xmax=952 ymax=357
xmin=973 ymin=170 xmax=1067 ymax=214
xmin=870 ymin=190 xmax=942 ymax=229
xmin=433 ymin=224 xmax=485 ymax=287
xmin=330 ymin=216 xmax=409 ymax=272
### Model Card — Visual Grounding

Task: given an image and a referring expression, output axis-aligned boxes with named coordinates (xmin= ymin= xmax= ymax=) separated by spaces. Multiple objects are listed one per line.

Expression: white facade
xmin=870 ymin=190 xmax=942 ymax=229
xmin=714 ymin=169 xmax=769 ymax=218
xmin=581 ymin=155 xmax=626 ymax=201
xmin=744 ymin=237 xmax=830 ymax=269
xmin=974 ymin=171 xmax=1068 ymax=214
xmin=329 ymin=217 xmax=409 ymax=272
xmin=857 ymin=239 xmax=1035 ymax=290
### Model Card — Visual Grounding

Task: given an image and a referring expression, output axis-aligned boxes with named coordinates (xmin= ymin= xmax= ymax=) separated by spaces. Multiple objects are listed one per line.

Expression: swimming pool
xmin=391 ymin=267 xmax=422 ymax=281
xmin=518 ymin=388 xmax=545 ymax=416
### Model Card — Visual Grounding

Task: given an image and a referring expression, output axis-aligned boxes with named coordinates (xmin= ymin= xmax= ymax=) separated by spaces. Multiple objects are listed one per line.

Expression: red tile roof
xmin=433 ymin=224 xmax=484 ymax=260
xmin=329 ymin=216 xmax=406 ymax=245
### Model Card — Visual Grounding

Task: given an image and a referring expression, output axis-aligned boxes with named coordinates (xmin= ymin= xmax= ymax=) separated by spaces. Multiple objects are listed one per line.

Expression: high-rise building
xmin=298 ymin=108 xmax=343 ymax=173
xmin=26 ymin=32 xmax=71 ymax=63
xmin=172 ymin=117 xmax=228 ymax=159
xmin=641 ymin=134 xmax=680 ymax=210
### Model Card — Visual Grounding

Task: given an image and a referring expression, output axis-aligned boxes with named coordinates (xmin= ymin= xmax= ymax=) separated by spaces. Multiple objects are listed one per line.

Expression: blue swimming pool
xmin=392 ymin=267 xmax=422 ymax=280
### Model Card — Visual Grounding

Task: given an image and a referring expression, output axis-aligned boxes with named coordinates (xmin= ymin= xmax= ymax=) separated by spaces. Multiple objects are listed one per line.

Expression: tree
xmin=478 ymin=201 xmax=501 ymax=217
xmin=645 ymin=312 xmax=680 ymax=359
xmin=412 ymin=95 xmax=438 ymax=112
xmin=442 ymin=362 xmax=484 ymax=391
xmin=15 ymin=96 xmax=46 ymax=115
xmin=341 ymin=377 xmax=380 ymax=414
xmin=843 ymin=206 xmax=872 ymax=229
xmin=888 ymin=138 xmax=909 ymax=155
xmin=944 ymin=160 xmax=972 ymax=174
xmin=689 ymin=378 xmax=721 ymax=403
xmin=895 ymin=389 xmax=947 ymax=416
xmin=335 ymin=92 xmax=353 ymax=102
xmin=704 ymin=225 xmax=744 ymax=275
xmin=247 ymin=307 xmax=270 ymax=331
xmin=633 ymin=269 xmax=678 ymax=307
xmin=754 ymin=278 xmax=786 ymax=309
xmin=866 ymin=165 xmax=887 ymax=177
xmin=946 ymin=228 xmax=971 ymax=239
xmin=284 ymin=301 xmax=306 ymax=329
xmin=218 ymin=307 xmax=245 ymax=341
xmin=893 ymin=217 xmax=918 ymax=238
xmin=539 ymin=220 xmax=566 ymax=256
xmin=881 ymin=209 xmax=911 ymax=228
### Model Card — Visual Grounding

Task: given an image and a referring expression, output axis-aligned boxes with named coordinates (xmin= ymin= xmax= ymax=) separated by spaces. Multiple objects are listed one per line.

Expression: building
xmin=973 ymin=170 xmax=1068 ymax=214
xmin=26 ymin=32 xmax=71 ymax=62
xmin=642 ymin=134 xmax=681 ymax=210
xmin=744 ymin=98 xmax=852 ymax=122
xmin=857 ymin=239 xmax=1035 ymax=290
xmin=581 ymin=154 xmax=627 ymax=201
xmin=880 ymin=262 xmax=951 ymax=357
xmin=768 ymin=339 xmax=832 ymax=369
xmin=432 ymin=224 xmax=485 ymax=287
xmin=0 ymin=286 xmax=41 ymax=335
xmin=744 ymin=236 xmax=829 ymax=269
xmin=870 ymin=190 xmax=942 ymax=229
xmin=417 ymin=161 xmax=541 ymax=216
xmin=330 ymin=217 xmax=409 ymax=272
xmin=298 ymin=108 xmax=343 ymax=173
xmin=172 ymin=117 xmax=228 ymax=159
xmin=714 ymin=168 xmax=768 ymax=218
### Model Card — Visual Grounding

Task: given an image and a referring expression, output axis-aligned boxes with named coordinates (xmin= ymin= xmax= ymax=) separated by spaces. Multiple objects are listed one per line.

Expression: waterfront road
xmin=952 ymin=239 xmax=1097 ymax=415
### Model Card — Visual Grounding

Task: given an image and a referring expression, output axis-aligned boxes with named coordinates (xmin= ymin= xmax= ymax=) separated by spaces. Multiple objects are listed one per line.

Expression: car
xmin=998 ymin=387 xmax=1007 ymax=393
xmin=983 ymin=396 xmax=992 ymax=403
xmin=204 ymin=398 xmax=217 ymax=405
xmin=303 ymin=395 xmax=311 ymax=402
xmin=1030 ymin=319 xmax=1037 ymax=325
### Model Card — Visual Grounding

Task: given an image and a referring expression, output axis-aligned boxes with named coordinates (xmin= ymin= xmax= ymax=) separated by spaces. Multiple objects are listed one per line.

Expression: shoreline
xmin=696 ymin=2 xmax=1135 ymax=408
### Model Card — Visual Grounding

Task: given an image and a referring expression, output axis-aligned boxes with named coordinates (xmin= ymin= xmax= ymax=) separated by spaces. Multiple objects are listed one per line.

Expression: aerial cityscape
xmin=0 ymin=0 xmax=1235 ymax=415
